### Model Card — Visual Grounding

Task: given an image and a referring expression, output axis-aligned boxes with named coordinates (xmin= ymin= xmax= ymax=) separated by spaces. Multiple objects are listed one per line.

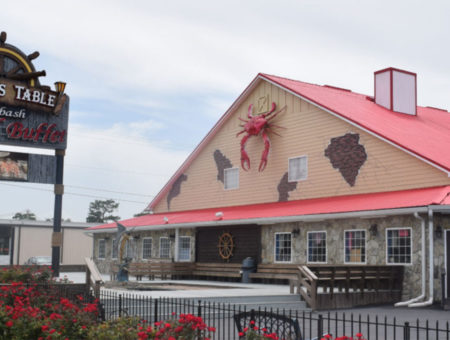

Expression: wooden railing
xmin=85 ymin=257 xmax=104 ymax=298
xmin=297 ymin=265 xmax=404 ymax=310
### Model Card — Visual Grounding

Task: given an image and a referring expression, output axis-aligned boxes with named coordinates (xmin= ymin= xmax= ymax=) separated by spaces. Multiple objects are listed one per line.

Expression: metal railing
xmin=98 ymin=290 xmax=450 ymax=340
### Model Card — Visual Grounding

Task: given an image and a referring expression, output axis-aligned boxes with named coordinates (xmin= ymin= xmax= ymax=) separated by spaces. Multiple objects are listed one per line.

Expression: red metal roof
xmin=88 ymin=186 xmax=450 ymax=231
xmin=261 ymin=73 xmax=450 ymax=173
xmin=147 ymin=73 xmax=450 ymax=211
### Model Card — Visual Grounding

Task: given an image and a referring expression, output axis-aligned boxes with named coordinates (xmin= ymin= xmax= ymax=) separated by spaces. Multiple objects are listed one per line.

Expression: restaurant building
xmin=87 ymin=68 xmax=450 ymax=305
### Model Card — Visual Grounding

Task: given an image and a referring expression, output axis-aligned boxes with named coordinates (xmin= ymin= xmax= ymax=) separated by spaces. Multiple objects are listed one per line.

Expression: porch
xmin=110 ymin=261 xmax=404 ymax=310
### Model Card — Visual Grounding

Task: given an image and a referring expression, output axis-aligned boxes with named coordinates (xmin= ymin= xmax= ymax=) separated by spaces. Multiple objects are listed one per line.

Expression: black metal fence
xmin=98 ymin=290 xmax=450 ymax=340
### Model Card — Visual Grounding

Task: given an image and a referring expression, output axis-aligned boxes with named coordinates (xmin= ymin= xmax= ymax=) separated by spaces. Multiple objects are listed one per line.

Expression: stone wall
xmin=93 ymin=228 xmax=196 ymax=275
xmin=261 ymin=214 xmax=424 ymax=300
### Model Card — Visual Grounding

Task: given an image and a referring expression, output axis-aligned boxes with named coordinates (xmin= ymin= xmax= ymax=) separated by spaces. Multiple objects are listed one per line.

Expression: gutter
xmin=409 ymin=208 xmax=434 ymax=307
xmin=86 ymin=206 xmax=429 ymax=234
xmin=395 ymin=212 xmax=426 ymax=306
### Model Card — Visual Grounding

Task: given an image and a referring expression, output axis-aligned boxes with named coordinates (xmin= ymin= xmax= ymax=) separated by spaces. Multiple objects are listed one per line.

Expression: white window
xmin=178 ymin=236 xmax=191 ymax=261
xmin=288 ymin=156 xmax=308 ymax=182
xmin=307 ymin=231 xmax=327 ymax=263
xmin=274 ymin=233 xmax=292 ymax=262
xmin=386 ymin=228 xmax=412 ymax=264
xmin=224 ymin=168 xmax=239 ymax=190
xmin=112 ymin=238 xmax=118 ymax=259
xmin=98 ymin=239 xmax=106 ymax=259
xmin=344 ymin=230 xmax=366 ymax=263
xmin=160 ymin=237 xmax=171 ymax=258
xmin=124 ymin=238 xmax=135 ymax=259
xmin=142 ymin=237 xmax=152 ymax=259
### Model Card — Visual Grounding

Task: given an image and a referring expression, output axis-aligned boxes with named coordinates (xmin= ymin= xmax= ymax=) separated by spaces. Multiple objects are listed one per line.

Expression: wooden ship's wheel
xmin=0 ymin=31 xmax=46 ymax=87
xmin=218 ymin=232 xmax=234 ymax=260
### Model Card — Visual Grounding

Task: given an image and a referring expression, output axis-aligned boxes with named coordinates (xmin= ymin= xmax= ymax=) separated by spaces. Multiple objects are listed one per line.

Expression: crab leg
xmin=240 ymin=134 xmax=251 ymax=171
xmin=259 ymin=130 xmax=271 ymax=172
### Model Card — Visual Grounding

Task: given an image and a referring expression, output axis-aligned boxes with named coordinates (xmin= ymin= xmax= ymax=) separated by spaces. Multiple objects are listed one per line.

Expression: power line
xmin=65 ymin=163 xmax=169 ymax=177
xmin=0 ymin=182 xmax=150 ymax=205
xmin=65 ymin=184 xmax=155 ymax=198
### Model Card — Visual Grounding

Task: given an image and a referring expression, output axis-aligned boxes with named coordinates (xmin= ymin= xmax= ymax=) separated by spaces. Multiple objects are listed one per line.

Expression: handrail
xmin=85 ymin=257 xmax=104 ymax=298
xmin=297 ymin=265 xmax=403 ymax=310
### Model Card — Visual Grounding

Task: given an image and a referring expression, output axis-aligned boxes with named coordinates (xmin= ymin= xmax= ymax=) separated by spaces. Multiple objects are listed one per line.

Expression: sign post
xmin=0 ymin=32 xmax=69 ymax=276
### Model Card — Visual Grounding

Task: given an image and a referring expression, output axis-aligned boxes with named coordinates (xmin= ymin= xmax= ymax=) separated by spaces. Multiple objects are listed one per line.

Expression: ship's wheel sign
xmin=218 ymin=232 xmax=234 ymax=260
xmin=0 ymin=31 xmax=45 ymax=87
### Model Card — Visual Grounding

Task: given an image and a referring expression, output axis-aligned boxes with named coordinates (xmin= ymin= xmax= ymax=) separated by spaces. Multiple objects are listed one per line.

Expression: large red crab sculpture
xmin=236 ymin=102 xmax=286 ymax=171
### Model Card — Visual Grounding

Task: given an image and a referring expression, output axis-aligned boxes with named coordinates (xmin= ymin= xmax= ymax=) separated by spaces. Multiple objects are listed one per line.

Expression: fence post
xmin=317 ymin=314 xmax=323 ymax=339
xmin=154 ymin=299 xmax=159 ymax=323
xmin=404 ymin=321 xmax=410 ymax=340
xmin=197 ymin=300 xmax=202 ymax=317
xmin=118 ymin=294 xmax=122 ymax=318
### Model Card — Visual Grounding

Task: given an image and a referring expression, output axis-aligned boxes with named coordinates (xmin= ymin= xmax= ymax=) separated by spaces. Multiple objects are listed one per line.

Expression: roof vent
xmin=374 ymin=67 xmax=417 ymax=115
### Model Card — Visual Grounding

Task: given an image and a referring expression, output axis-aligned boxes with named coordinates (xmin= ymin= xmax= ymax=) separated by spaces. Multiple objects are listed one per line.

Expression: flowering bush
xmin=237 ymin=320 xmax=283 ymax=339
xmin=237 ymin=320 xmax=366 ymax=340
xmin=88 ymin=313 xmax=216 ymax=340
xmin=0 ymin=267 xmax=98 ymax=339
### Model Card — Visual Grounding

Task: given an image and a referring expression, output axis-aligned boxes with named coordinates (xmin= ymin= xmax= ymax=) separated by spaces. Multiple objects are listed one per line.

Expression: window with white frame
xmin=344 ymin=230 xmax=366 ymax=263
xmin=386 ymin=228 xmax=412 ymax=264
xmin=125 ymin=238 xmax=135 ymax=259
xmin=224 ymin=168 xmax=239 ymax=190
xmin=112 ymin=238 xmax=118 ymax=259
xmin=98 ymin=239 xmax=106 ymax=259
xmin=160 ymin=237 xmax=170 ymax=258
xmin=275 ymin=233 xmax=292 ymax=262
xmin=178 ymin=236 xmax=191 ymax=261
xmin=142 ymin=238 xmax=152 ymax=259
xmin=288 ymin=156 xmax=308 ymax=182
xmin=307 ymin=231 xmax=327 ymax=263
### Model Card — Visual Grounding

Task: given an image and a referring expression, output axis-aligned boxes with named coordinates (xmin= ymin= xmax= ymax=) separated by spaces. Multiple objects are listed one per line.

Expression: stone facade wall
xmin=260 ymin=214 xmax=425 ymax=300
xmin=93 ymin=228 xmax=196 ymax=274
xmin=92 ymin=213 xmax=450 ymax=302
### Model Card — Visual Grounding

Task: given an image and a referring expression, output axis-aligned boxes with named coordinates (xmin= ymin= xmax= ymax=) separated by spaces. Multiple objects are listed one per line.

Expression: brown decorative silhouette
xmin=213 ymin=150 xmax=233 ymax=183
xmin=324 ymin=133 xmax=367 ymax=186
xmin=277 ymin=172 xmax=297 ymax=201
xmin=167 ymin=174 xmax=187 ymax=210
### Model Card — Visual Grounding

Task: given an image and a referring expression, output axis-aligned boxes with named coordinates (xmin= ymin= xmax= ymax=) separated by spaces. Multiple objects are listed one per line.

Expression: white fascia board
xmin=261 ymin=77 xmax=450 ymax=177
xmin=86 ymin=206 xmax=428 ymax=234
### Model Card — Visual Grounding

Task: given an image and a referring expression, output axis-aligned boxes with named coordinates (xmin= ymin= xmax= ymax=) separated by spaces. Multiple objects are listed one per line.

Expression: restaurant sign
xmin=0 ymin=32 xmax=68 ymax=150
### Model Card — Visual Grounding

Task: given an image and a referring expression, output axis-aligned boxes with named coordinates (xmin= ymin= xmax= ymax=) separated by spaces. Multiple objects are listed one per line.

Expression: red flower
xmin=137 ymin=331 xmax=148 ymax=340
xmin=42 ymin=325 xmax=49 ymax=332
xmin=5 ymin=320 xmax=13 ymax=327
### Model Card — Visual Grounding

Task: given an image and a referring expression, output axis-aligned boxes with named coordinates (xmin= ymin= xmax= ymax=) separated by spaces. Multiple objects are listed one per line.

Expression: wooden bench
xmin=249 ymin=263 xmax=300 ymax=292
xmin=192 ymin=262 xmax=242 ymax=279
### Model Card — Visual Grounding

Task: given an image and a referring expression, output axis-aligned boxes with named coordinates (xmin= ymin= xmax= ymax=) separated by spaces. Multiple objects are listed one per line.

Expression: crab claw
xmin=258 ymin=158 xmax=267 ymax=172
xmin=241 ymin=151 xmax=250 ymax=171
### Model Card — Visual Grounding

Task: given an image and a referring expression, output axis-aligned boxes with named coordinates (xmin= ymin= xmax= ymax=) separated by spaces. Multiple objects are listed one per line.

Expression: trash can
xmin=241 ymin=257 xmax=256 ymax=283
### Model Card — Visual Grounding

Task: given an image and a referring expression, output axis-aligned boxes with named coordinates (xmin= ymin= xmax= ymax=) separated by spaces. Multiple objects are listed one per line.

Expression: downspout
xmin=409 ymin=207 xmax=434 ymax=307
xmin=395 ymin=212 xmax=426 ymax=306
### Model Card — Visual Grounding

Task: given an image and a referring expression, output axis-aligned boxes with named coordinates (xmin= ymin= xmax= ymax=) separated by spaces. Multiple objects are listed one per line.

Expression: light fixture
xmin=292 ymin=228 xmax=300 ymax=237
xmin=163 ymin=217 xmax=169 ymax=224
xmin=369 ymin=224 xmax=378 ymax=236
xmin=54 ymin=81 xmax=66 ymax=94
xmin=435 ymin=225 xmax=443 ymax=239
xmin=215 ymin=212 xmax=224 ymax=220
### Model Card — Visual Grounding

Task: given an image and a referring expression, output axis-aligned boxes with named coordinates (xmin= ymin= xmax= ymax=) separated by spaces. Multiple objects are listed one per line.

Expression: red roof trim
xmin=89 ymin=186 xmax=450 ymax=231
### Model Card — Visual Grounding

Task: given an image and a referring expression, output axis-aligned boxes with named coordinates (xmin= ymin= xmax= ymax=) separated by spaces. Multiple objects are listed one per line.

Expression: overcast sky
xmin=1 ymin=0 xmax=449 ymax=222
